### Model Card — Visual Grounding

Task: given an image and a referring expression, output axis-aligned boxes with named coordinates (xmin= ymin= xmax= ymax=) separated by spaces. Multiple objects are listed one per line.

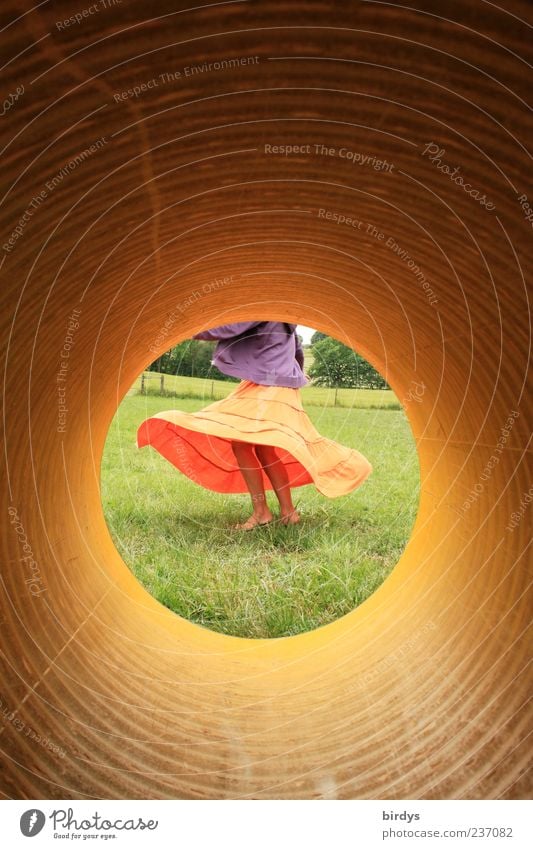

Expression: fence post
xmin=140 ymin=373 xmax=146 ymax=394
xmin=160 ymin=373 xmax=164 ymax=394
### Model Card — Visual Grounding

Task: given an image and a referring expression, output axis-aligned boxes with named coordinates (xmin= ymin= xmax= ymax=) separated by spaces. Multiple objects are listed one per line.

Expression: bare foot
xmin=231 ymin=511 xmax=273 ymax=531
xmin=280 ymin=509 xmax=301 ymax=526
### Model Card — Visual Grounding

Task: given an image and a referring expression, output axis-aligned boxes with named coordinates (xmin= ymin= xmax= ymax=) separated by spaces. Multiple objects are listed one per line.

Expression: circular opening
xmin=101 ymin=323 xmax=419 ymax=638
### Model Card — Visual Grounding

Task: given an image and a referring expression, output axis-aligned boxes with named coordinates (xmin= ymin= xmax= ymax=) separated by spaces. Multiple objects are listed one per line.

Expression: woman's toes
xmin=280 ymin=509 xmax=300 ymax=525
xmin=232 ymin=515 xmax=272 ymax=531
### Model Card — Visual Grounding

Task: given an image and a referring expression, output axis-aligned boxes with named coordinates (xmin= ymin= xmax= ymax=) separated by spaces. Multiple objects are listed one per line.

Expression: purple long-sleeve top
xmin=192 ymin=321 xmax=308 ymax=388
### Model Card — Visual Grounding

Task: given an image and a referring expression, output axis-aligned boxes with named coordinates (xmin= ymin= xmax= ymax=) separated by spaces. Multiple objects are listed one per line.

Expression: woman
xmin=137 ymin=321 xmax=372 ymax=530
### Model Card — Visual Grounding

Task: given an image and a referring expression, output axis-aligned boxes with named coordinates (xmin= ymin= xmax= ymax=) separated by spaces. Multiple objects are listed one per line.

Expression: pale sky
xmin=297 ymin=325 xmax=317 ymax=345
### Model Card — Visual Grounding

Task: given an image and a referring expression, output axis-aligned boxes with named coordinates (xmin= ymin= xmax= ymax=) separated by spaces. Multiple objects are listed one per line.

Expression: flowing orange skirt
xmin=136 ymin=379 xmax=372 ymax=497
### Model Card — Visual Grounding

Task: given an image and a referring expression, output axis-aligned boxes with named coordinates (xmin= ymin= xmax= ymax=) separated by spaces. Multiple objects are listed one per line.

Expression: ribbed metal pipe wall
xmin=1 ymin=0 xmax=531 ymax=799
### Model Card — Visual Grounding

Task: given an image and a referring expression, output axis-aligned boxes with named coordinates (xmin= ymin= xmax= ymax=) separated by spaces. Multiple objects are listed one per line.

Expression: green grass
xmin=134 ymin=371 xmax=400 ymax=409
xmin=101 ymin=394 xmax=419 ymax=638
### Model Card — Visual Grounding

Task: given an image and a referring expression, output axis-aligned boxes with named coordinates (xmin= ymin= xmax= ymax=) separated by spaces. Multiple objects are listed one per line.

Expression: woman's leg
xmin=231 ymin=441 xmax=273 ymax=529
xmin=255 ymin=444 xmax=300 ymax=525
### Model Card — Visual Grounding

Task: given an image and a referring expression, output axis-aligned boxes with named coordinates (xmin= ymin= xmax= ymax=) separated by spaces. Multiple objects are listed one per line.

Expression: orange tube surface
xmin=0 ymin=0 xmax=531 ymax=799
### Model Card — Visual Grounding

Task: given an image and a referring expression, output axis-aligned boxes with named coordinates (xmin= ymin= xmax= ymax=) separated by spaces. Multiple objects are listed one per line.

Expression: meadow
xmin=131 ymin=370 xmax=401 ymax=409
xmin=101 ymin=379 xmax=419 ymax=639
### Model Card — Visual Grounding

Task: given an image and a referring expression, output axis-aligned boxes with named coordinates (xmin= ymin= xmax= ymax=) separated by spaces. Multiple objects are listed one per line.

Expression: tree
xmin=308 ymin=337 xmax=356 ymax=387
xmin=148 ymin=339 xmax=237 ymax=381
xmin=309 ymin=336 xmax=388 ymax=389
xmin=310 ymin=330 xmax=327 ymax=345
